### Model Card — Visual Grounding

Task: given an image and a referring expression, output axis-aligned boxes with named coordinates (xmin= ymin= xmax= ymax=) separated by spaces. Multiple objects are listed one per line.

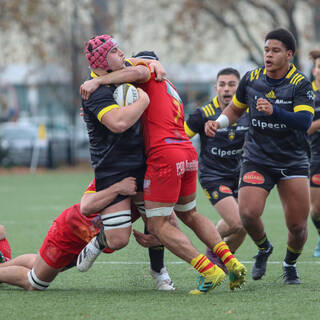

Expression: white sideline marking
xmin=96 ymin=260 xmax=320 ymax=265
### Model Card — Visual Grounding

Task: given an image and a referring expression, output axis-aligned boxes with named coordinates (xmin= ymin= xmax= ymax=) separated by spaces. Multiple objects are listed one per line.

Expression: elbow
xmin=80 ymin=198 xmax=94 ymax=216
xmin=109 ymin=121 xmax=129 ymax=133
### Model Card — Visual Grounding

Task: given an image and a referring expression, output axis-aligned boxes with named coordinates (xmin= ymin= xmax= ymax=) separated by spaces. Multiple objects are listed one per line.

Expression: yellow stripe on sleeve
xmin=97 ymin=104 xmax=120 ymax=122
xmin=205 ymin=105 xmax=213 ymax=116
xmin=232 ymin=95 xmax=248 ymax=110
xmin=208 ymin=104 xmax=215 ymax=115
xmin=184 ymin=122 xmax=196 ymax=138
xmin=84 ymin=190 xmax=96 ymax=194
xmin=202 ymin=107 xmax=209 ymax=117
xmin=125 ymin=58 xmax=134 ymax=66
xmin=293 ymin=105 xmax=314 ymax=115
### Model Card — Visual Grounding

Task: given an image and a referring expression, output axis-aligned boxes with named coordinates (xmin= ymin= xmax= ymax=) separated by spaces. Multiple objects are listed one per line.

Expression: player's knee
xmin=229 ymin=223 xmax=246 ymax=235
xmin=287 ymin=223 xmax=307 ymax=239
xmin=176 ymin=208 xmax=197 ymax=225
xmin=108 ymin=236 xmax=130 ymax=250
xmin=27 ymin=269 xmax=50 ymax=291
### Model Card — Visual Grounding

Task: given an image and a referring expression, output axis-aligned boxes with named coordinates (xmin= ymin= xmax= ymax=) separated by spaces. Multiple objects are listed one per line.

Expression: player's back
xmin=139 ymin=73 xmax=192 ymax=156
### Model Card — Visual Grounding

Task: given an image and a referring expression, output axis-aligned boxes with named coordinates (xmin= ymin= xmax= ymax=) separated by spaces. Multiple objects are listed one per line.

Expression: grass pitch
xmin=1 ymin=169 xmax=320 ymax=320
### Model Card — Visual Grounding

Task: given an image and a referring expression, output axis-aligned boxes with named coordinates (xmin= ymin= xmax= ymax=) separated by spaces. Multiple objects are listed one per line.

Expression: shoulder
xmin=246 ymin=67 xmax=265 ymax=83
xmin=197 ymin=97 xmax=221 ymax=119
xmin=285 ymin=65 xmax=310 ymax=87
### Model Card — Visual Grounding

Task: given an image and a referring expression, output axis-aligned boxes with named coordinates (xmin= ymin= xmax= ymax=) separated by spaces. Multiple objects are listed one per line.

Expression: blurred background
xmin=0 ymin=0 xmax=319 ymax=169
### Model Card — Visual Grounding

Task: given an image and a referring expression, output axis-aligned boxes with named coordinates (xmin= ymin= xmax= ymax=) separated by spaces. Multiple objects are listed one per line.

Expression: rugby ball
xmin=113 ymin=83 xmax=139 ymax=107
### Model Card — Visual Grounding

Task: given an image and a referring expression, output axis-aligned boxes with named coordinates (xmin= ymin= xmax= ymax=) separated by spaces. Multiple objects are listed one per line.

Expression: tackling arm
xmin=80 ymin=177 xmax=137 ymax=216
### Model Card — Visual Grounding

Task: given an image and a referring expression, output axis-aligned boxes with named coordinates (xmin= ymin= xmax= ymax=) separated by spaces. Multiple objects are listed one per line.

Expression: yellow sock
xmin=213 ymin=241 xmax=235 ymax=267
xmin=190 ymin=254 xmax=216 ymax=277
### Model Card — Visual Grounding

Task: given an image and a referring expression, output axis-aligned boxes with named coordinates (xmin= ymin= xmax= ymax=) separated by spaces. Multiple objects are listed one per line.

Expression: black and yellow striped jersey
xmin=233 ymin=64 xmax=314 ymax=168
xmin=309 ymin=80 xmax=320 ymax=161
xmin=185 ymin=96 xmax=249 ymax=181
xmin=82 ymin=70 xmax=145 ymax=181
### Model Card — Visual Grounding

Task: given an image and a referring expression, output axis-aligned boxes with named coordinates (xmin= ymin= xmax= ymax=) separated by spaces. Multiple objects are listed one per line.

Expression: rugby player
xmin=307 ymin=49 xmax=320 ymax=257
xmin=0 ymin=177 xmax=173 ymax=291
xmin=205 ymin=28 xmax=315 ymax=284
xmin=78 ymin=44 xmax=247 ymax=294
xmin=0 ymin=224 xmax=11 ymax=263
xmin=184 ymin=68 xmax=248 ymax=273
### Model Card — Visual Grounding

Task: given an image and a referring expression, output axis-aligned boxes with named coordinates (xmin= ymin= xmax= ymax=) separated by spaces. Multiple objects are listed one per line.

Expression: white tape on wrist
xmin=216 ymin=114 xmax=230 ymax=128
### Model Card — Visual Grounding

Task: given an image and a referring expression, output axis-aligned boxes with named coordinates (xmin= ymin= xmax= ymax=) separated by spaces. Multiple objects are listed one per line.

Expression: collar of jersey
xmin=90 ymin=71 xmax=99 ymax=79
xmin=312 ymin=80 xmax=319 ymax=92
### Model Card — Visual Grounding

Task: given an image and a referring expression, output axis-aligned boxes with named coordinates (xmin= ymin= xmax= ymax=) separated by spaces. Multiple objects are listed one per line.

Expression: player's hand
xmin=204 ymin=120 xmax=219 ymax=137
xmin=148 ymin=61 xmax=166 ymax=81
xmin=117 ymin=177 xmax=137 ymax=196
xmin=132 ymin=229 xmax=162 ymax=247
xmin=79 ymin=107 xmax=84 ymax=118
xmin=256 ymin=98 xmax=273 ymax=115
xmin=80 ymin=79 xmax=100 ymax=100
xmin=137 ymin=88 xmax=150 ymax=105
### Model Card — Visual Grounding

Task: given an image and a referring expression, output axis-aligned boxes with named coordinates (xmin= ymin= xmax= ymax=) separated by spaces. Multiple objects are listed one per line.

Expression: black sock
xmin=312 ymin=216 xmax=320 ymax=235
xmin=255 ymin=234 xmax=272 ymax=251
xmin=96 ymin=227 xmax=107 ymax=250
xmin=284 ymin=245 xmax=302 ymax=265
xmin=145 ymin=225 xmax=164 ymax=273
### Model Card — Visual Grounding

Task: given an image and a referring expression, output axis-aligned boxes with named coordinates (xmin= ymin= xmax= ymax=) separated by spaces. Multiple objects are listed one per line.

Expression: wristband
xmin=216 ymin=114 xmax=230 ymax=128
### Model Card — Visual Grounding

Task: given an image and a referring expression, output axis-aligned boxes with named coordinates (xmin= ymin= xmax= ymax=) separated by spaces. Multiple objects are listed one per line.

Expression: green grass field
xmin=1 ymin=169 xmax=320 ymax=320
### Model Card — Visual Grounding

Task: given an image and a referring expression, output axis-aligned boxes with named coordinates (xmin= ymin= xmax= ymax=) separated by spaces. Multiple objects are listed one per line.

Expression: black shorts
xmin=310 ymin=160 xmax=320 ymax=188
xmin=239 ymin=160 xmax=309 ymax=192
xmin=95 ymin=166 xmax=146 ymax=208
xmin=200 ymin=176 xmax=239 ymax=206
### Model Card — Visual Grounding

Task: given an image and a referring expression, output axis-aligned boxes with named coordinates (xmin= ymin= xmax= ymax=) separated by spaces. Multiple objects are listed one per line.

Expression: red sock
xmin=0 ymin=238 xmax=12 ymax=261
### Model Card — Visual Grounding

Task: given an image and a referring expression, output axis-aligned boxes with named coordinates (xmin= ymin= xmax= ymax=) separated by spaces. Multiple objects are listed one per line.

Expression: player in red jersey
xmin=79 ymin=41 xmax=246 ymax=294
xmin=0 ymin=224 xmax=11 ymax=263
xmin=0 ymin=177 xmax=159 ymax=291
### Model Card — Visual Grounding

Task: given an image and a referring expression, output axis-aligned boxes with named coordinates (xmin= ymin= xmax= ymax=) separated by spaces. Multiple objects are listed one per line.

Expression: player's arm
xmin=307 ymin=119 xmax=320 ymax=135
xmin=205 ymin=101 xmax=244 ymax=137
xmin=80 ymin=177 xmax=137 ymax=216
xmin=257 ymin=80 xmax=314 ymax=131
xmin=100 ymin=87 xmax=149 ymax=133
xmin=205 ymin=76 xmax=248 ymax=137
xmin=129 ymin=58 xmax=166 ymax=81
xmin=80 ymin=65 xmax=150 ymax=100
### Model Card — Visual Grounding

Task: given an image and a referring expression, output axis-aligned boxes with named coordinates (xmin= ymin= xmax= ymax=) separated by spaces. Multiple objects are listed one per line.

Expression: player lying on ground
xmin=0 ymin=177 xmax=173 ymax=291
xmin=0 ymin=224 xmax=11 ymax=263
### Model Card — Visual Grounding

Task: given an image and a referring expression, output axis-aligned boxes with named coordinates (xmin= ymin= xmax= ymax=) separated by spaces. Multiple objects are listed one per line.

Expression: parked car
xmin=0 ymin=120 xmax=73 ymax=167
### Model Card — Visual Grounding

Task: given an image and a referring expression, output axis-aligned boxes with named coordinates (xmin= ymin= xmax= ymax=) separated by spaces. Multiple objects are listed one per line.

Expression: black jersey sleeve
xmin=233 ymin=72 xmax=249 ymax=109
xmin=84 ymin=86 xmax=119 ymax=122
xmin=293 ymin=79 xmax=315 ymax=115
xmin=186 ymin=108 xmax=205 ymax=135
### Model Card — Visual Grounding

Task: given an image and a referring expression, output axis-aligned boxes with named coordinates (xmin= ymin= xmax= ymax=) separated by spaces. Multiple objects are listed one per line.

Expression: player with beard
xmin=78 ymin=46 xmax=247 ymax=294
xmin=307 ymin=49 xmax=320 ymax=257
xmin=185 ymin=68 xmax=248 ymax=272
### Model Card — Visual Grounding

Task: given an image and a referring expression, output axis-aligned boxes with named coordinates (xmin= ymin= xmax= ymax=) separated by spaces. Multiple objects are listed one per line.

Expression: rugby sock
xmin=145 ymin=225 xmax=164 ymax=273
xmin=191 ymin=254 xmax=216 ymax=277
xmin=95 ymin=228 xmax=107 ymax=250
xmin=0 ymin=238 xmax=11 ymax=261
xmin=254 ymin=234 xmax=272 ymax=250
xmin=284 ymin=245 xmax=302 ymax=265
xmin=311 ymin=216 xmax=320 ymax=235
xmin=213 ymin=241 xmax=235 ymax=267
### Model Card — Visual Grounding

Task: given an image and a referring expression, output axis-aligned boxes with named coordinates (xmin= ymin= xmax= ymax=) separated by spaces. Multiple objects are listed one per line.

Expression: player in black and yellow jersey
xmin=205 ymin=28 xmax=315 ymax=284
xmin=185 ymin=68 xmax=248 ymax=273
xmin=307 ymin=50 xmax=320 ymax=257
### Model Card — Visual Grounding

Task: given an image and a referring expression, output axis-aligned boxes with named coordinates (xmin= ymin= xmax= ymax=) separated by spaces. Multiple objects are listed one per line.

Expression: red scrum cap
xmin=85 ymin=34 xmax=118 ymax=71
